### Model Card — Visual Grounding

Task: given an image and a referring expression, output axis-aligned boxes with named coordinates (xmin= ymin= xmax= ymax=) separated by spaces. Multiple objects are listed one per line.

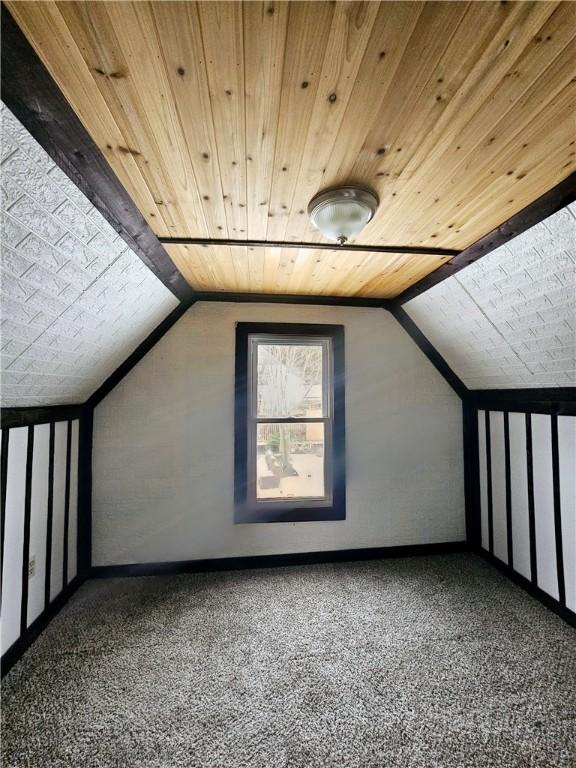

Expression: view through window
xmin=253 ymin=339 xmax=330 ymax=502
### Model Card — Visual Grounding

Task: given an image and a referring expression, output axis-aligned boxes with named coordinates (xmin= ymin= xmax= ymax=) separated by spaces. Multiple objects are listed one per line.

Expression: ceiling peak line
xmin=157 ymin=237 xmax=459 ymax=258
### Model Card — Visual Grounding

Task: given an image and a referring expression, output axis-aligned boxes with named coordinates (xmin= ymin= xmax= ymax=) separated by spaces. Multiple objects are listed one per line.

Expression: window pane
xmin=256 ymin=342 xmax=324 ymax=417
xmin=256 ymin=423 xmax=325 ymax=500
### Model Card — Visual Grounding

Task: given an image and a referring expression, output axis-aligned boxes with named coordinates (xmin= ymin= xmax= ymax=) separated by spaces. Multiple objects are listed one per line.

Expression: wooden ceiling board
xmin=264 ymin=1 xmax=338 ymax=242
xmin=390 ymin=5 xmax=576 ymax=247
xmin=6 ymin=0 xmax=575 ymax=298
xmin=164 ymin=243 xmax=448 ymax=298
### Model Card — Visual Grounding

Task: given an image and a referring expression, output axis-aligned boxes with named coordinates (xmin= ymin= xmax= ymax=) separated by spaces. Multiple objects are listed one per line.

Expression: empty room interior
xmin=1 ymin=1 xmax=575 ymax=766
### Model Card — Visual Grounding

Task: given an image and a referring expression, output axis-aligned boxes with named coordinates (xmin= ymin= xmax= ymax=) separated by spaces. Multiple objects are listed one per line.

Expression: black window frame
xmin=234 ymin=323 xmax=345 ymax=523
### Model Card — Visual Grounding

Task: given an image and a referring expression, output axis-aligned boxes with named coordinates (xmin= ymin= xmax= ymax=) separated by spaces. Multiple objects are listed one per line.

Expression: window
xmin=235 ymin=323 xmax=345 ymax=523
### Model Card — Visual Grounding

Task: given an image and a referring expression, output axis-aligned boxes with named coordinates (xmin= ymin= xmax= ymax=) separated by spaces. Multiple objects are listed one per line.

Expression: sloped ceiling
xmin=404 ymin=205 xmax=576 ymax=389
xmin=0 ymin=103 xmax=179 ymax=407
xmin=6 ymin=0 xmax=575 ymax=298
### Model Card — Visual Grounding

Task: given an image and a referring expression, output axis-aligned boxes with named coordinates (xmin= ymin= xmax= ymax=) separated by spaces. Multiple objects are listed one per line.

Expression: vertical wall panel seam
xmin=485 ymin=410 xmax=494 ymax=554
xmin=0 ymin=429 xmax=9 ymax=599
xmin=550 ymin=415 xmax=566 ymax=606
xmin=525 ymin=413 xmax=538 ymax=586
xmin=20 ymin=426 xmax=34 ymax=636
xmin=44 ymin=423 xmax=55 ymax=610
xmin=503 ymin=412 xmax=514 ymax=569
xmin=62 ymin=420 xmax=72 ymax=587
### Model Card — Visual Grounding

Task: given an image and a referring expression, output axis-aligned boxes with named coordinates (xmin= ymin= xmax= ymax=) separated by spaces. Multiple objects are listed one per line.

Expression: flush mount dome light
xmin=307 ymin=186 xmax=379 ymax=245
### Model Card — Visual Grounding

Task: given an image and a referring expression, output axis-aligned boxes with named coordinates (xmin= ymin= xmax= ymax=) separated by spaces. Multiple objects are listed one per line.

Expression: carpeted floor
xmin=2 ymin=554 xmax=575 ymax=768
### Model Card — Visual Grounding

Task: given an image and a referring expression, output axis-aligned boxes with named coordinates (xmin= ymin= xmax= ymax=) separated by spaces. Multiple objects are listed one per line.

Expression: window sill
xmin=234 ymin=504 xmax=346 ymax=524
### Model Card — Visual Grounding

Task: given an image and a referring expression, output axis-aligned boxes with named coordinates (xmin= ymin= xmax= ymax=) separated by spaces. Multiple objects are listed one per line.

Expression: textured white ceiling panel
xmin=1 ymin=103 xmax=179 ymax=407
xmin=404 ymin=204 xmax=576 ymax=389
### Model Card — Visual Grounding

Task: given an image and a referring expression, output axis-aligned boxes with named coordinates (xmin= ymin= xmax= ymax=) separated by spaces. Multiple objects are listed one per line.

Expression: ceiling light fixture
xmin=308 ymin=186 xmax=379 ymax=246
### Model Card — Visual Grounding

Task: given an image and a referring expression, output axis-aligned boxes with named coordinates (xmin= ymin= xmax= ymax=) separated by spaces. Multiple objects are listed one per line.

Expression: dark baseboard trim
xmin=1 ymin=575 xmax=84 ymax=678
xmin=478 ymin=548 xmax=575 ymax=629
xmin=5 ymin=546 xmax=571 ymax=676
xmin=90 ymin=541 xmax=469 ymax=579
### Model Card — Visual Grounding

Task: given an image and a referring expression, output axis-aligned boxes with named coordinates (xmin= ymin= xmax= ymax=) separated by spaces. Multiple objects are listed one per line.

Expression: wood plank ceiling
xmin=6 ymin=1 xmax=575 ymax=298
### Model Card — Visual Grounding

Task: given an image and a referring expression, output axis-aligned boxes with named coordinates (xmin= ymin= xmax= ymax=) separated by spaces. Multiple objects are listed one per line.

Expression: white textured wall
xmin=27 ymin=423 xmax=50 ymax=626
xmin=404 ymin=204 xmax=576 ymax=389
xmin=1 ymin=102 xmax=178 ymax=407
xmin=93 ymin=302 xmax=465 ymax=565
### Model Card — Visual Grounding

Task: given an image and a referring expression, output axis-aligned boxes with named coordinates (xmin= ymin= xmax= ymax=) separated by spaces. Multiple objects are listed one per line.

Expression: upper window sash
xmin=248 ymin=335 xmax=332 ymax=421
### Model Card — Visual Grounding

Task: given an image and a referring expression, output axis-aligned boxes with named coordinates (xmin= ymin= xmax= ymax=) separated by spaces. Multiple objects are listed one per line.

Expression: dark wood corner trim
xmin=0 ymin=5 xmax=193 ymax=303
xmin=1 ymin=405 xmax=85 ymax=429
xmin=462 ymin=401 xmax=481 ymax=548
xmin=88 ymin=299 xmax=195 ymax=408
xmin=389 ymin=305 xmax=468 ymax=398
xmin=394 ymin=172 xmax=576 ymax=305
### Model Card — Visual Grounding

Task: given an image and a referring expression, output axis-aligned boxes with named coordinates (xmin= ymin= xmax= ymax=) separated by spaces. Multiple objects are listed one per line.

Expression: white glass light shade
xmin=308 ymin=187 xmax=378 ymax=245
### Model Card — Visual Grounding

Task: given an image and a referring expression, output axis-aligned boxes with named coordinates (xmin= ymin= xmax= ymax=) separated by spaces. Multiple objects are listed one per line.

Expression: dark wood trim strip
xmin=468 ymin=400 xmax=576 ymax=416
xmin=1 ymin=405 xmax=85 ymax=429
xmin=20 ymin=425 xmax=34 ymax=636
xmin=463 ymin=401 xmax=481 ymax=548
xmin=525 ymin=413 xmax=538 ymax=586
xmin=1 ymin=6 xmax=193 ymax=302
xmin=2 ymin=575 xmax=83 ymax=678
xmin=90 ymin=541 xmax=469 ymax=579
xmin=88 ymin=299 xmax=195 ymax=407
xmin=550 ymin=415 xmax=566 ymax=607
xmin=0 ymin=429 xmax=9 ymax=597
xmin=194 ymin=291 xmax=389 ymax=308
xmin=485 ymin=410 xmax=494 ymax=554
xmin=159 ymin=236 xmax=458 ymax=258
xmin=395 ymin=172 xmax=576 ymax=305
xmin=469 ymin=388 xmax=576 ymax=416
xmin=44 ymin=423 xmax=55 ymax=610
xmin=478 ymin=548 xmax=575 ymax=629
xmin=78 ymin=409 xmax=93 ymax=577
xmin=390 ymin=305 xmax=467 ymax=398
xmin=62 ymin=420 xmax=72 ymax=588
xmin=503 ymin=412 xmax=513 ymax=569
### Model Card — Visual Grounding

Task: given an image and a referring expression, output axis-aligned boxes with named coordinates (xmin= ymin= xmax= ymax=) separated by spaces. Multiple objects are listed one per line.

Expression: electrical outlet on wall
xmin=28 ymin=556 xmax=36 ymax=579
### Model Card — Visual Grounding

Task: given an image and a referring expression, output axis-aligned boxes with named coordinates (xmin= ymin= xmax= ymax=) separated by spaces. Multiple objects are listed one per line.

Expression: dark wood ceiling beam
xmin=159 ymin=237 xmax=459 ymax=258
xmin=0 ymin=5 xmax=194 ymax=302
xmin=192 ymin=291 xmax=390 ymax=308
xmin=393 ymin=172 xmax=576 ymax=306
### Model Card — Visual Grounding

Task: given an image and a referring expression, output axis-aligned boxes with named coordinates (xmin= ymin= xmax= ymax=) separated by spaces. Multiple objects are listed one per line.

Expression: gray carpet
xmin=2 ymin=554 xmax=575 ymax=768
